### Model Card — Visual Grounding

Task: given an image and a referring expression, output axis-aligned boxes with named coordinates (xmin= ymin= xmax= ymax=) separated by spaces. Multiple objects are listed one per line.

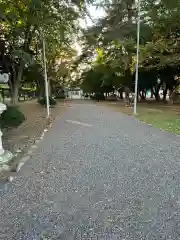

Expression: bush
xmin=38 ymin=96 xmax=57 ymax=106
xmin=0 ymin=106 xmax=26 ymax=128
xmin=94 ymin=92 xmax=105 ymax=101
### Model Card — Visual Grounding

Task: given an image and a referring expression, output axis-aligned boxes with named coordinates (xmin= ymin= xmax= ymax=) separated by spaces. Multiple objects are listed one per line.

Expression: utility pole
xmin=133 ymin=0 xmax=141 ymax=115
xmin=42 ymin=36 xmax=50 ymax=118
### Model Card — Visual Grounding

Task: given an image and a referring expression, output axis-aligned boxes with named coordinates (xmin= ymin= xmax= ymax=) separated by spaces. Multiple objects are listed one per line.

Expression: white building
xmin=68 ymin=87 xmax=83 ymax=99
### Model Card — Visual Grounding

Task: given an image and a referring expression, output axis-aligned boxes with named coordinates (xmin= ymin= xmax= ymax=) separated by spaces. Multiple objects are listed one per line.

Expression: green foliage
xmin=38 ymin=97 xmax=57 ymax=106
xmin=0 ymin=0 xmax=90 ymax=104
xmin=0 ymin=106 xmax=25 ymax=128
xmin=93 ymin=92 xmax=105 ymax=101
xmin=78 ymin=0 xmax=180 ymax=97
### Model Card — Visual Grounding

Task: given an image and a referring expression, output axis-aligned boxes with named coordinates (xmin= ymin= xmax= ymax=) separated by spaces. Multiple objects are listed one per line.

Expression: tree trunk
xmin=124 ymin=87 xmax=129 ymax=99
xmin=48 ymin=80 xmax=51 ymax=97
xmin=163 ymin=87 xmax=168 ymax=101
xmin=120 ymin=91 xmax=123 ymax=99
xmin=150 ymin=89 xmax=154 ymax=98
xmin=8 ymin=60 xmax=24 ymax=105
xmin=119 ymin=87 xmax=124 ymax=99
xmin=154 ymin=92 xmax=160 ymax=101
xmin=169 ymin=89 xmax=174 ymax=104
xmin=124 ymin=86 xmax=130 ymax=105
xmin=2 ymin=89 xmax=5 ymax=103
xmin=38 ymin=87 xmax=44 ymax=99
xmin=8 ymin=67 xmax=18 ymax=105
xmin=10 ymin=25 xmax=33 ymax=104
xmin=141 ymin=90 xmax=146 ymax=100
xmin=153 ymin=85 xmax=161 ymax=101
xmin=11 ymin=82 xmax=19 ymax=105
xmin=36 ymin=78 xmax=45 ymax=99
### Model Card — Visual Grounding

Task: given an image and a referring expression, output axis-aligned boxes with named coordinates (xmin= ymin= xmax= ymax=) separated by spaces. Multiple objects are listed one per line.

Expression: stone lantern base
xmin=0 ymin=103 xmax=13 ymax=168
xmin=0 ymin=150 xmax=13 ymax=166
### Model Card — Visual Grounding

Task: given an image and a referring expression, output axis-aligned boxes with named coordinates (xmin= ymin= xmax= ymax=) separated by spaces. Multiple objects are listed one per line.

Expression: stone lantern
xmin=0 ymin=73 xmax=13 ymax=167
xmin=0 ymin=103 xmax=13 ymax=166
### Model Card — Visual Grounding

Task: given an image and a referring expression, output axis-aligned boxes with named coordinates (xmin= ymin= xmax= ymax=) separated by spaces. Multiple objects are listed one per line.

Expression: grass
xmin=136 ymin=107 xmax=180 ymax=134
xmin=103 ymin=101 xmax=180 ymax=134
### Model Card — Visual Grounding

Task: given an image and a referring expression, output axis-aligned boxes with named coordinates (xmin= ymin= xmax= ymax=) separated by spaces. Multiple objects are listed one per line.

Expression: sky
xmin=75 ymin=5 xmax=105 ymax=55
xmin=82 ymin=5 xmax=105 ymax=27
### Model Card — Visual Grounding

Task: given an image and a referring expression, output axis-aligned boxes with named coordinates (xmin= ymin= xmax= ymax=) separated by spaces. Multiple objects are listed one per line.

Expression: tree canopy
xmin=77 ymin=0 xmax=180 ymax=100
xmin=1 ymin=0 xmax=180 ymax=103
xmin=0 ymin=0 xmax=92 ymax=103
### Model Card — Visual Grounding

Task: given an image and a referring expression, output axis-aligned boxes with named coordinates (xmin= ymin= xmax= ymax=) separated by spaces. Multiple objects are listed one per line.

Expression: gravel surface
xmin=1 ymin=101 xmax=180 ymax=239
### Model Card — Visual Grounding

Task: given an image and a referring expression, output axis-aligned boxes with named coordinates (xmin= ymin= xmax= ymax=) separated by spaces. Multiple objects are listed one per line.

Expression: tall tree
xmin=79 ymin=0 xmax=180 ymax=100
xmin=0 ymin=0 xmax=90 ymax=104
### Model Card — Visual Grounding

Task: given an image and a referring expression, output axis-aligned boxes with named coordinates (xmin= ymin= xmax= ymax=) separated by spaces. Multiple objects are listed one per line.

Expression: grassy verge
xmin=136 ymin=108 xmax=180 ymax=134
xmin=102 ymin=101 xmax=180 ymax=134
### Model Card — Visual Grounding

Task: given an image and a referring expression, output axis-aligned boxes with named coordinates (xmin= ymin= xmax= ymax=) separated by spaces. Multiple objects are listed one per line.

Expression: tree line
xmin=77 ymin=0 xmax=180 ymax=102
xmin=0 ymin=0 xmax=89 ymax=104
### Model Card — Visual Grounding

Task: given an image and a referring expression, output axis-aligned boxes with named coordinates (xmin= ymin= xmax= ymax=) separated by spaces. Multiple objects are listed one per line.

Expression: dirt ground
xmin=2 ymin=100 xmax=66 ymax=154
xmin=0 ymin=100 xmax=67 ymax=182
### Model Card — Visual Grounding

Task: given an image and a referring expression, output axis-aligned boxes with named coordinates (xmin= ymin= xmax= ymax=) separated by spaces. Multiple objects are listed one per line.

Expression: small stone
xmin=9 ymin=176 xmax=14 ymax=182
xmin=44 ymin=129 xmax=48 ymax=132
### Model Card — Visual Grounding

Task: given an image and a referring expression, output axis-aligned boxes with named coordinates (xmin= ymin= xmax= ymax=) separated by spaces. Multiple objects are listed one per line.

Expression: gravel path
xmin=1 ymin=101 xmax=180 ymax=239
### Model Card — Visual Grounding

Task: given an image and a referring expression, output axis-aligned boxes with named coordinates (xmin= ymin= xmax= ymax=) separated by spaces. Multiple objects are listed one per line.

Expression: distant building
xmin=68 ymin=87 xmax=83 ymax=99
